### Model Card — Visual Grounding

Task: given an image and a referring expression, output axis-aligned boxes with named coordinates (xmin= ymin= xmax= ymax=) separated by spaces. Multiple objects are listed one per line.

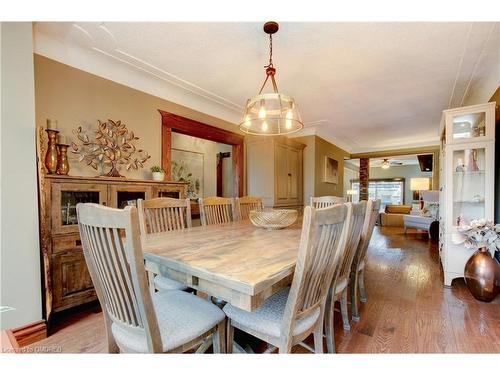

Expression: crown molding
xmin=288 ymin=120 xmax=355 ymax=153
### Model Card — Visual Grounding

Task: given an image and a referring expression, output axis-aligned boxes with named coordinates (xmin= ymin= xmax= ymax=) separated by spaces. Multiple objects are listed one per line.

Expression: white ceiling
xmin=34 ymin=22 xmax=500 ymax=153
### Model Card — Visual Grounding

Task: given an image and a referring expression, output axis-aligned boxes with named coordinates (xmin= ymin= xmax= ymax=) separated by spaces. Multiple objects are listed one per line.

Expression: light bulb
xmin=244 ymin=115 xmax=251 ymax=127
xmin=285 ymin=110 xmax=293 ymax=129
xmin=262 ymin=121 xmax=268 ymax=132
xmin=258 ymin=106 xmax=266 ymax=119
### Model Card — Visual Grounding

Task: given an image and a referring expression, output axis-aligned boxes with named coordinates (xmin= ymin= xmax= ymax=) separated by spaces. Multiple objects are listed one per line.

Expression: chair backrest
xmin=199 ymin=196 xmax=236 ymax=226
xmin=310 ymin=196 xmax=346 ymax=209
xmin=236 ymin=196 xmax=264 ymax=220
xmin=333 ymin=201 xmax=367 ymax=285
xmin=77 ymin=203 xmax=162 ymax=353
xmin=137 ymin=197 xmax=192 ymax=236
xmin=353 ymin=199 xmax=381 ymax=269
xmin=280 ymin=203 xmax=349 ymax=345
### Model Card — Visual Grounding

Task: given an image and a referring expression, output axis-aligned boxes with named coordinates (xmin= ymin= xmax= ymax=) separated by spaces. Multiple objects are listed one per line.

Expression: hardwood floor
xmin=28 ymin=226 xmax=500 ymax=353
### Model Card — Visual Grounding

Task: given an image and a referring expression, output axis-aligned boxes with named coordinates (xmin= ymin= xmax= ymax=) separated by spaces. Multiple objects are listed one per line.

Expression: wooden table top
xmin=143 ymin=220 xmax=302 ymax=296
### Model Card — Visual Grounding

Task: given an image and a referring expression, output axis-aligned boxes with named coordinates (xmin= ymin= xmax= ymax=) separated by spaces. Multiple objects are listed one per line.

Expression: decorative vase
xmin=152 ymin=171 xmax=165 ymax=181
xmin=464 ymin=247 xmax=500 ymax=302
xmin=44 ymin=129 xmax=59 ymax=174
xmin=56 ymin=144 xmax=70 ymax=175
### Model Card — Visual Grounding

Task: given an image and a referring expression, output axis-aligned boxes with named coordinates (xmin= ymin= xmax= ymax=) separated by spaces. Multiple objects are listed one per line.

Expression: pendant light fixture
xmin=239 ymin=21 xmax=303 ymax=136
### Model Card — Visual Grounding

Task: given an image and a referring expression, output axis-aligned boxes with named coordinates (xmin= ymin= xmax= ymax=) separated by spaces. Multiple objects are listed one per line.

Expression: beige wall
xmin=295 ymin=135 xmax=350 ymax=203
xmin=34 ymin=54 xmax=240 ymax=180
xmin=1 ymin=23 xmax=42 ymax=329
xmin=314 ymin=136 xmax=349 ymax=198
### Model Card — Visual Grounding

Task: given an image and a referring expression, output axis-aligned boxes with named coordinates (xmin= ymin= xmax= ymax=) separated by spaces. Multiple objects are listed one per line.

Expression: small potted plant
xmin=150 ymin=165 xmax=165 ymax=181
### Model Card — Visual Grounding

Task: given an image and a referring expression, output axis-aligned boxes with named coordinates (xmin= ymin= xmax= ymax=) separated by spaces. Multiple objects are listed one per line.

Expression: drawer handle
xmin=76 ymin=239 xmax=82 ymax=246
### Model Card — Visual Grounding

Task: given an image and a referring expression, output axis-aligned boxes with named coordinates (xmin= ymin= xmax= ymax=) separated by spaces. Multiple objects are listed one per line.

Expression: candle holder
xmin=44 ymin=129 xmax=59 ymax=174
xmin=56 ymin=143 xmax=70 ymax=175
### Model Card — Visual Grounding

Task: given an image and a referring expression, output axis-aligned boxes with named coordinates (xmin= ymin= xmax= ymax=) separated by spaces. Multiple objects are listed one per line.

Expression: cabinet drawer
xmin=52 ymin=235 xmax=82 ymax=254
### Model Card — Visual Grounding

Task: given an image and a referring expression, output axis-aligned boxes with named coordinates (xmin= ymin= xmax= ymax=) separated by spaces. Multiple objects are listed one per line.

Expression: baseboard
xmin=8 ymin=320 xmax=47 ymax=348
xmin=1 ymin=329 xmax=20 ymax=353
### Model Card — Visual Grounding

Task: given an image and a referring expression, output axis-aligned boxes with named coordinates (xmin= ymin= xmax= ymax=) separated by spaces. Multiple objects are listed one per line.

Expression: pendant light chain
xmin=266 ymin=34 xmax=273 ymax=68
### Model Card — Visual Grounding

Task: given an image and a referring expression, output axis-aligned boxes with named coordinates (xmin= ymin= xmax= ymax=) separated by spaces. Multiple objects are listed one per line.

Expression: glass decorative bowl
xmin=249 ymin=209 xmax=298 ymax=230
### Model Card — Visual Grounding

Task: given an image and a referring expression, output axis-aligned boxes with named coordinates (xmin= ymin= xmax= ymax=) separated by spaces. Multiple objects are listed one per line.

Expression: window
xmin=351 ymin=179 xmax=404 ymax=211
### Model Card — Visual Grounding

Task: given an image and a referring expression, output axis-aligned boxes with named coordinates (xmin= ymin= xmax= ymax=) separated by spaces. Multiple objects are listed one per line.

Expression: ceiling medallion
xmin=239 ymin=21 xmax=303 ymax=136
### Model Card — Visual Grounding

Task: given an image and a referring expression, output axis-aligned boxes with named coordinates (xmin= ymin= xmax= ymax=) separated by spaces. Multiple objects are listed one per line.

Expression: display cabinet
xmin=439 ymin=102 xmax=496 ymax=286
xmin=39 ymin=175 xmax=188 ymax=321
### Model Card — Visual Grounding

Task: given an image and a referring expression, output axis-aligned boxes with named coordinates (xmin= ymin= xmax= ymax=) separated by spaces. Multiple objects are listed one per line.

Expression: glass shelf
xmin=453 ymin=170 xmax=485 ymax=175
xmin=452 ymin=147 xmax=486 ymax=225
xmin=452 ymin=111 xmax=486 ymax=140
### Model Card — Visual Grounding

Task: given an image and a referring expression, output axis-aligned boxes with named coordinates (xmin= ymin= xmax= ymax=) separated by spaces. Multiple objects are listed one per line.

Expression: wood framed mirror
xmin=159 ymin=110 xmax=244 ymax=197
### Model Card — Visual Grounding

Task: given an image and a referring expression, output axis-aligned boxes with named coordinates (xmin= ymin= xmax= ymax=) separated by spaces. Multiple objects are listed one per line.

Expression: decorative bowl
xmin=249 ymin=209 xmax=298 ymax=230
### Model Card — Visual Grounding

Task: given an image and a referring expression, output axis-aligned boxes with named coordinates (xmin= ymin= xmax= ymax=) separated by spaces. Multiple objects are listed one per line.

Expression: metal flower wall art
xmin=71 ymin=119 xmax=150 ymax=178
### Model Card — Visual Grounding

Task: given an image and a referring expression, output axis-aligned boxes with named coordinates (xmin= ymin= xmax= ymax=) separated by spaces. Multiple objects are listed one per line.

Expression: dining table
xmin=142 ymin=219 xmax=303 ymax=312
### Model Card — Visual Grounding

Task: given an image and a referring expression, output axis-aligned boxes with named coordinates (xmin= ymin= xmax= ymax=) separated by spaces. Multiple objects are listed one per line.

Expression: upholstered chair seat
xmin=112 ymin=290 xmax=225 ymax=353
xmin=358 ymin=259 xmax=365 ymax=271
xmin=334 ymin=277 xmax=348 ymax=295
xmin=223 ymin=287 xmax=320 ymax=339
xmin=154 ymin=275 xmax=187 ymax=291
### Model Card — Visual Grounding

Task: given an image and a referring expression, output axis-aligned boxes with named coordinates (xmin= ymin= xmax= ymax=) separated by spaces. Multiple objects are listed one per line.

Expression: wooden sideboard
xmin=39 ymin=175 xmax=188 ymax=322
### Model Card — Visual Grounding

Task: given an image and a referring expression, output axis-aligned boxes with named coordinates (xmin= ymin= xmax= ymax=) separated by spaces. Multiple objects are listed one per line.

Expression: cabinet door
xmin=445 ymin=142 xmax=494 ymax=231
xmin=153 ymin=184 xmax=187 ymax=199
xmin=275 ymin=144 xmax=290 ymax=203
xmin=287 ymin=148 xmax=300 ymax=201
xmin=51 ymin=183 xmax=108 ymax=234
xmin=51 ymin=250 xmax=96 ymax=311
xmin=445 ymin=103 xmax=495 ymax=144
xmin=109 ymin=184 xmax=153 ymax=208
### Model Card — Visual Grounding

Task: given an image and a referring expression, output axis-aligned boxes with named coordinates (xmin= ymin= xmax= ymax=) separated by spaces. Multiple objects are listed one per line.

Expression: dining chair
xmin=310 ymin=196 xmax=346 ymax=209
xmin=350 ymin=199 xmax=381 ymax=321
xmin=324 ymin=201 xmax=366 ymax=354
xmin=235 ymin=196 xmax=264 ymax=220
xmin=199 ymin=196 xmax=236 ymax=226
xmin=77 ymin=203 xmax=226 ymax=353
xmin=223 ymin=203 xmax=349 ymax=354
xmin=137 ymin=197 xmax=191 ymax=293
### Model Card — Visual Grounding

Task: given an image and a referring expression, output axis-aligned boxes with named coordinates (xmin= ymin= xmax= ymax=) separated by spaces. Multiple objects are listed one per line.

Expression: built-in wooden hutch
xmin=39 ymin=175 xmax=188 ymax=322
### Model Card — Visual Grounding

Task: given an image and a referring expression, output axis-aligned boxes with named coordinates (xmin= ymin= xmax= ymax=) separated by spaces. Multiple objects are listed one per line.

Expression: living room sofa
xmin=380 ymin=204 xmax=412 ymax=227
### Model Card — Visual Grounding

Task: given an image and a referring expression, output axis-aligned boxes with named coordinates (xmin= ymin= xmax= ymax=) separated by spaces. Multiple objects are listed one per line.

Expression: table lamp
xmin=410 ymin=177 xmax=429 ymax=208
xmin=346 ymin=189 xmax=357 ymax=202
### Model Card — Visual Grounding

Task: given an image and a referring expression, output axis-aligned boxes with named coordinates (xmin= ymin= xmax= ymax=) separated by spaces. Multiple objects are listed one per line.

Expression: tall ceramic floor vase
xmin=464 ymin=248 xmax=500 ymax=302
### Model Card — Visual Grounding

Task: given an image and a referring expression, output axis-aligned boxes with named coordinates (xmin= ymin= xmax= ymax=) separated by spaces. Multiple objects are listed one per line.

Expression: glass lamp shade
xmin=239 ymin=93 xmax=303 ymax=135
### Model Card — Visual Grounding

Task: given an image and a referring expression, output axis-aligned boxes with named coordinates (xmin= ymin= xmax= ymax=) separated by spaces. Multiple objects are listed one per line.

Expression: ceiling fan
xmin=380 ymin=158 xmax=403 ymax=169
